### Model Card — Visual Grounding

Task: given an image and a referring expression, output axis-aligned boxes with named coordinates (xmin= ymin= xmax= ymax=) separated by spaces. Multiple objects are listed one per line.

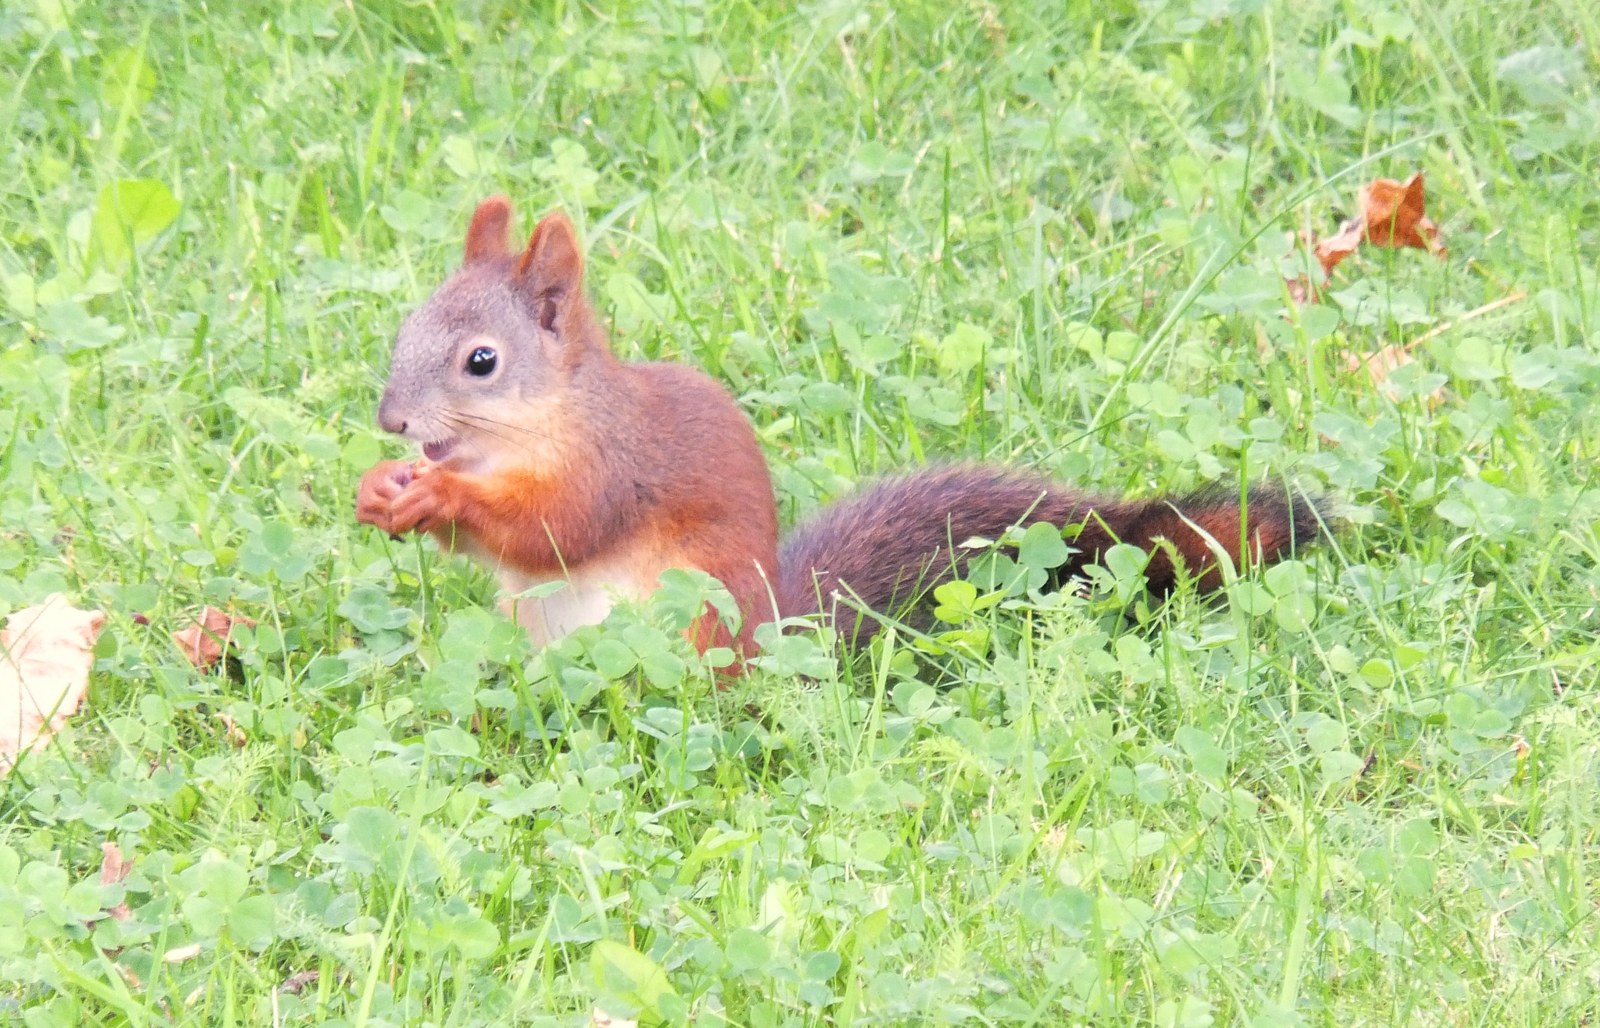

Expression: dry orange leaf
xmin=1344 ymin=342 xmax=1415 ymax=380
xmin=172 ymin=607 xmax=255 ymax=670
xmin=1313 ymin=216 xmax=1366 ymax=278
xmin=1360 ymin=171 xmax=1445 ymax=256
xmin=1337 ymin=290 xmax=1528 ymax=398
xmin=1 ymin=595 xmax=106 ymax=774
xmin=1285 ymin=275 xmax=1322 ymax=306
xmin=100 ymin=840 xmax=133 ymax=886
xmin=100 ymin=841 xmax=134 ymax=922
xmin=1292 ymin=170 xmax=1448 ymax=296
xmin=1342 ymin=342 xmax=1447 ymax=403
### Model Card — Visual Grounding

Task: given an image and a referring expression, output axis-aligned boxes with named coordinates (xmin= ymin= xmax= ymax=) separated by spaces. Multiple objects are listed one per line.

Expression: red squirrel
xmin=356 ymin=197 xmax=1322 ymax=669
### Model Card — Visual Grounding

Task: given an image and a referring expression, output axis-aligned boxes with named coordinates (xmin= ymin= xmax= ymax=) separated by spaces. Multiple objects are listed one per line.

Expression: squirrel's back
xmin=779 ymin=465 xmax=1322 ymax=642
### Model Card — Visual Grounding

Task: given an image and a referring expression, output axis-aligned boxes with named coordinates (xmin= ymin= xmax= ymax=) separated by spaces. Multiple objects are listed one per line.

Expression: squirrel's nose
xmin=377 ymin=396 xmax=407 ymax=436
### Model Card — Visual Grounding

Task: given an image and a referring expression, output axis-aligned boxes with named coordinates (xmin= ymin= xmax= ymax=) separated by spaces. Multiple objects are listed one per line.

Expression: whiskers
xmin=443 ymin=409 xmax=558 ymax=454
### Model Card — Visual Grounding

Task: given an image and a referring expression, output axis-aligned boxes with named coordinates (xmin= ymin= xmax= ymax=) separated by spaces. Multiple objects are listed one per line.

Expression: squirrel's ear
xmin=516 ymin=212 xmax=584 ymax=329
xmin=464 ymin=196 xmax=514 ymax=264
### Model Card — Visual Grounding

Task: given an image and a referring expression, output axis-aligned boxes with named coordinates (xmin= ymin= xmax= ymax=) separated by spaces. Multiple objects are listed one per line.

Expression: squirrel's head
xmin=376 ymin=196 xmax=604 ymax=472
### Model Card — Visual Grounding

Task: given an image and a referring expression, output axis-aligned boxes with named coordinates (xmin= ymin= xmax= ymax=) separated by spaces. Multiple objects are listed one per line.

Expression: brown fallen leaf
xmin=172 ymin=607 xmax=255 ymax=670
xmin=1342 ymin=289 xmax=1528 ymax=397
xmin=1313 ymin=216 xmax=1366 ymax=278
xmin=1344 ymin=342 xmax=1413 ymax=378
xmin=100 ymin=841 xmax=134 ymax=921
xmin=1342 ymin=343 xmax=1444 ymax=403
xmin=1285 ymin=275 xmax=1322 ymax=306
xmin=1360 ymin=171 xmax=1445 ymax=256
xmin=1 ymin=595 xmax=106 ymax=774
xmin=1288 ymin=170 xmax=1448 ymax=304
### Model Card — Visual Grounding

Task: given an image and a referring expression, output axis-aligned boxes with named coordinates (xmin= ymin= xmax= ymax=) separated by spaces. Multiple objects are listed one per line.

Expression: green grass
xmin=3 ymin=0 xmax=1599 ymax=1024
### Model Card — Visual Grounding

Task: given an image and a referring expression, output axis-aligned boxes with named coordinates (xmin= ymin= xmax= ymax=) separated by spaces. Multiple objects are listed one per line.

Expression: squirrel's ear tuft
xmin=517 ymin=212 xmax=585 ymax=327
xmin=464 ymin=196 xmax=514 ymax=264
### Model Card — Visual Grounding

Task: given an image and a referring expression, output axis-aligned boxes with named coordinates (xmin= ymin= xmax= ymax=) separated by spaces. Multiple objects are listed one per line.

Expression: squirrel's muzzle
xmin=377 ymin=394 xmax=407 ymax=436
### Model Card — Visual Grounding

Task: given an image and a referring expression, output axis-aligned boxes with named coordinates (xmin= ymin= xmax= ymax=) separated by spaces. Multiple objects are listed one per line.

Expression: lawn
xmin=3 ymin=0 xmax=1599 ymax=1024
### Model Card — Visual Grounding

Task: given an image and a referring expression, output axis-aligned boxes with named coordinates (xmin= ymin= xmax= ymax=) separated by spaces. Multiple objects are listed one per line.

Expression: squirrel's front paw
xmin=386 ymin=471 xmax=455 ymax=535
xmin=356 ymin=460 xmax=417 ymax=534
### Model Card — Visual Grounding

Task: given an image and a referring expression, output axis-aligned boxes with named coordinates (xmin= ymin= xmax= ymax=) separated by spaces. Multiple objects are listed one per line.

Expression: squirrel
xmin=356 ymin=196 xmax=1324 ymax=671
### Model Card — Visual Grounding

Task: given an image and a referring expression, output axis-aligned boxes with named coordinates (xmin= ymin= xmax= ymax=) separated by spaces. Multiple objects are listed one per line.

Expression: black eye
xmin=465 ymin=346 xmax=497 ymax=376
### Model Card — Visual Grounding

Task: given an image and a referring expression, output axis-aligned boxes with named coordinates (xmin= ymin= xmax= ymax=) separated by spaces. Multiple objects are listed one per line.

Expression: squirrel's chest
xmin=497 ymin=562 xmax=656 ymax=646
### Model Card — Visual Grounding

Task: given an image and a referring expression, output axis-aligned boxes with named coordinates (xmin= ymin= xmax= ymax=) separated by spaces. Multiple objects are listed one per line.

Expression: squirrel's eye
xmin=465 ymin=346 xmax=498 ymax=377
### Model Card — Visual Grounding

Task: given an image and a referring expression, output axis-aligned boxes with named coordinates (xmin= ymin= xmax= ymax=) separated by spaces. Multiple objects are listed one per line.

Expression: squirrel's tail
xmin=776 ymin=465 xmax=1324 ymax=642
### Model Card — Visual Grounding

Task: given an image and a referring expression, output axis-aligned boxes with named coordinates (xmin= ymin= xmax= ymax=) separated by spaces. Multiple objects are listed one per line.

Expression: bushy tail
xmin=777 ymin=465 xmax=1324 ymax=641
